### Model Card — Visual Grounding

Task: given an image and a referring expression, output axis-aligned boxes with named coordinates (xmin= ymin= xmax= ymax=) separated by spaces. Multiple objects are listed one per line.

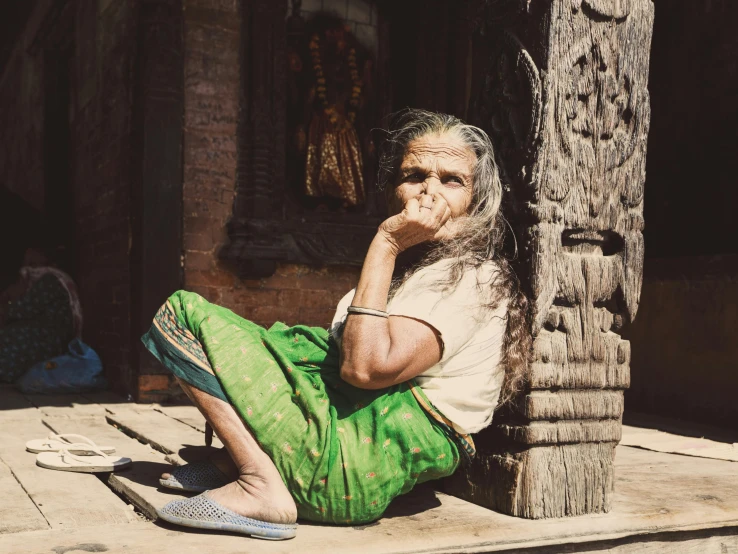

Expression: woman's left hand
xmin=378 ymin=193 xmax=453 ymax=254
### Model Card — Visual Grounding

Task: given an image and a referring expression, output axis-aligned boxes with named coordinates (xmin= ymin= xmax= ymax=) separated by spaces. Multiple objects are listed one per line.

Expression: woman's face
xmin=390 ymin=132 xmax=476 ymax=220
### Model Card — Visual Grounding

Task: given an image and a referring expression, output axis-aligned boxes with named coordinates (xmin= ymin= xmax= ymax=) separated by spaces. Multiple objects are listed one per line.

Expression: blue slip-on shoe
xmin=157 ymin=493 xmax=298 ymax=540
xmin=159 ymin=460 xmax=231 ymax=493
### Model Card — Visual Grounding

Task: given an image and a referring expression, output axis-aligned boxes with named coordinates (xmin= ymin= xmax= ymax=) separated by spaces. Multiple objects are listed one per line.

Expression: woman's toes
xmin=161 ymin=471 xmax=172 ymax=480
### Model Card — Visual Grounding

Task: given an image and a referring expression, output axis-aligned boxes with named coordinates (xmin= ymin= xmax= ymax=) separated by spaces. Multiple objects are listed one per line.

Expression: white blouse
xmin=331 ymin=259 xmax=508 ymax=434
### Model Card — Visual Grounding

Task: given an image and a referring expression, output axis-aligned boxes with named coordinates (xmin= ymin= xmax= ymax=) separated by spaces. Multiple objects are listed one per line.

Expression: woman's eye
xmin=445 ymin=176 xmax=464 ymax=185
xmin=403 ymin=173 xmax=423 ymax=182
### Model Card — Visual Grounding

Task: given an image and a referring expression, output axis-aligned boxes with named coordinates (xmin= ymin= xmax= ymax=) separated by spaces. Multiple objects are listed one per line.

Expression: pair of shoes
xmin=26 ymin=433 xmax=116 ymax=455
xmin=159 ymin=460 xmax=297 ymax=540
xmin=26 ymin=433 xmax=131 ymax=473
xmin=157 ymin=493 xmax=298 ymax=540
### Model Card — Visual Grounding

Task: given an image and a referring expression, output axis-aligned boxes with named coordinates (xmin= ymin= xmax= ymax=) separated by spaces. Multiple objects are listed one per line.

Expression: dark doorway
xmin=43 ymin=46 xmax=76 ymax=277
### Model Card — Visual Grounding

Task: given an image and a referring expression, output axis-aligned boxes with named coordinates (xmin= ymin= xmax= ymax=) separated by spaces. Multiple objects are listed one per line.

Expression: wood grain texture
xmin=153 ymin=404 xmax=210 ymax=433
xmin=23 ymin=393 xmax=109 ymax=418
xmin=498 ymin=419 xmax=622 ymax=444
xmin=448 ymin=0 xmax=654 ymax=518
xmin=520 ymin=390 xmax=624 ymax=420
xmin=445 ymin=442 xmax=617 ymax=518
xmin=43 ymin=415 xmax=188 ymax=521
xmin=0 ymin=386 xmax=38 ymax=421
xmin=0 ymin=418 xmax=137 ymax=529
xmin=2 ymin=446 xmax=737 ymax=553
xmin=0 ymin=458 xmax=49 ymax=534
xmin=104 ymin=404 xmax=223 ymax=465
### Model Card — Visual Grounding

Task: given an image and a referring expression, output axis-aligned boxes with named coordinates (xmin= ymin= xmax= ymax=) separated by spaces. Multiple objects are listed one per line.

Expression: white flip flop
xmin=36 ymin=444 xmax=131 ymax=473
xmin=26 ymin=433 xmax=116 ymax=455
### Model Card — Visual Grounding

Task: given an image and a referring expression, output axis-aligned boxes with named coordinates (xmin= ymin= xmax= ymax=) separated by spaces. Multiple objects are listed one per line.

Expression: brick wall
xmin=2 ymin=0 xmax=364 ymax=402
xmin=0 ymin=1 xmax=138 ymax=395
xmin=132 ymin=0 xmax=363 ymax=402
xmin=181 ymin=0 xmax=361 ymax=332
xmin=72 ymin=1 xmax=138 ymax=394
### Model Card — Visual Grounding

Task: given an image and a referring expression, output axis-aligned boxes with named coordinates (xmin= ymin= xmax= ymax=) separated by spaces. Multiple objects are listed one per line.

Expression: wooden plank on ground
xmin=0 ymin=418 xmax=138 ymax=529
xmin=43 ymin=415 xmax=188 ymax=521
xmin=105 ymin=405 xmax=222 ymax=465
xmin=0 ymin=458 xmax=49 ymax=534
xmin=81 ymin=390 xmax=133 ymax=408
xmin=23 ymin=393 xmax=110 ymax=418
xmin=0 ymin=386 xmax=38 ymax=421
xmin=622 ymin=425 xmax=738 ymax=462
xmin=2 ymin=484 xmax=738 ymax=554
xmin=154 ymin=404 xmax=208 ymax=433
xmin=624 ymin=411 xmax=738 ymax=444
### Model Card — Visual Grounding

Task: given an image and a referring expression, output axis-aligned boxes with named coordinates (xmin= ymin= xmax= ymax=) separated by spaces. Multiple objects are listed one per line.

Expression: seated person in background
xmin=142 ymin=109 xmax=531 ymax=540
xmin=0 ymin=246 xmax=82 ymax=383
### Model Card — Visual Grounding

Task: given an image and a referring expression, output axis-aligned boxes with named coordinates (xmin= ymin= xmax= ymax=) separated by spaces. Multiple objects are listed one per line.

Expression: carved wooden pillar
xmin=445 ymin=0 xmax=654 ymax=518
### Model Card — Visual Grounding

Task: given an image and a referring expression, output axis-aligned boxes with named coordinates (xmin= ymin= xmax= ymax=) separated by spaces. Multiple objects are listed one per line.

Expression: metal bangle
xmin=346 ymin=306 xmax=389 ymax=318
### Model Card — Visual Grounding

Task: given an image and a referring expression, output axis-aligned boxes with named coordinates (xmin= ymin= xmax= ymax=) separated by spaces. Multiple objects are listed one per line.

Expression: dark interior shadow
xmin=623 ymin=410 xmax=738 ymax=444
xmin=0 ymin=384 xmax=128 ymax=412
xmin=107 ymin=460 xmax=179 ymax=492
xmin=380 ymin=482 xmax=442 ymax=520
xmin=176 ymin=444 xmax=220 ymax=463
xmin=295 ymin=484 xmax=443 ymax=531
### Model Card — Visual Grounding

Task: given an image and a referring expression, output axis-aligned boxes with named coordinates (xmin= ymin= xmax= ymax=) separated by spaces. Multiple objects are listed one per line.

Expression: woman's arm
xmin=340 ymin=194 xmax=450 ymax=389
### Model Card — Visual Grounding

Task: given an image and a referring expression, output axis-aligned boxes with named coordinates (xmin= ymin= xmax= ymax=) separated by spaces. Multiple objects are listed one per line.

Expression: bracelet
xmin=346 ymin=306 xmax=389 ymax=318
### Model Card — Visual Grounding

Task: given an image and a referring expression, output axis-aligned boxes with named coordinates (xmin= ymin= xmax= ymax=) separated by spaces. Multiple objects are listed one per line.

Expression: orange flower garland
xmin=309 ymin=32 xmax=362 ymax=125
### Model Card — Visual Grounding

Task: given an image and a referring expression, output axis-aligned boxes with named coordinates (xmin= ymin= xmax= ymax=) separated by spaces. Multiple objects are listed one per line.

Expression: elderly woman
xmin=142 ymin=109 xmax=529 ymax=539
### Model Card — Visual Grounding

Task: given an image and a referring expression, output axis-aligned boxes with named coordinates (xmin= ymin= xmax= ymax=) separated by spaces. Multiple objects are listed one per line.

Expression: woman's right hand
xmin=378 ymin=193 xmax=452 ymax=255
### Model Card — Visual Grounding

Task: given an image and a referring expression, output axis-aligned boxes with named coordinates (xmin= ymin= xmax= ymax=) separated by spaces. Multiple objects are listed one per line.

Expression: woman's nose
xmin=423 ymin=178 xmax=441 ymax=195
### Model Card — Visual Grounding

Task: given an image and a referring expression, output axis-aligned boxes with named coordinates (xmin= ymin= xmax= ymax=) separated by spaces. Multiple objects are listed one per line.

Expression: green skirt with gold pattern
xmin=142 ymin=290 xmax=473 ymax=525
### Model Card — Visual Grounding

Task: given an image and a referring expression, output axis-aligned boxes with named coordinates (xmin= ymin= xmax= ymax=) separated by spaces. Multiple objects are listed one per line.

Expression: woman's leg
xmin=162 ymin=377 xmax=297 ymax=525
xmin=161 ymin=383 xmax=238 ymax=479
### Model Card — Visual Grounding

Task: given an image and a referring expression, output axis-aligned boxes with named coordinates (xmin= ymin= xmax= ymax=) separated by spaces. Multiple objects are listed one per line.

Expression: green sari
xmin=142 ymin=290 xmax=474 ymax=524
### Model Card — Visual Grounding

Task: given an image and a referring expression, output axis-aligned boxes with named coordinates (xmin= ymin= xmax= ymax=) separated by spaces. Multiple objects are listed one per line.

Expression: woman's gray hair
xmin=377 ymin=109 xmax=532 ymax=406
xmin=377 ymin=109 xmax=506 ymax=295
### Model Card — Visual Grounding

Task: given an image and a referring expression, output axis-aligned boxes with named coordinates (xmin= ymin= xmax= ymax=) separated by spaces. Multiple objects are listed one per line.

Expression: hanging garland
xmin=309 ymin=31 xmax=362 ymax=125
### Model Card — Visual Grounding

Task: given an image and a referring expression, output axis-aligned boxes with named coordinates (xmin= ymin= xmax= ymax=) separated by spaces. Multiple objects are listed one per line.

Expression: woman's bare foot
xmin=160 ymin=447 xmax=238 ymax=482
xmin=206 ymin=453 xmax=297 ymax=525
xmin=164 ymin=379 xmax=297 ymax=525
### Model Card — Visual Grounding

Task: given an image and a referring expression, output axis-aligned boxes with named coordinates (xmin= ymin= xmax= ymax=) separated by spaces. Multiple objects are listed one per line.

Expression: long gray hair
xmin=377 ymin=109 xmax=531 ymax=406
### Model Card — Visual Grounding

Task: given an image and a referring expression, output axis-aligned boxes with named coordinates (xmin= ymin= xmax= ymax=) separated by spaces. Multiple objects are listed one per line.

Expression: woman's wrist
xmin=373 ymin=230 xmax=402 ymax=258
